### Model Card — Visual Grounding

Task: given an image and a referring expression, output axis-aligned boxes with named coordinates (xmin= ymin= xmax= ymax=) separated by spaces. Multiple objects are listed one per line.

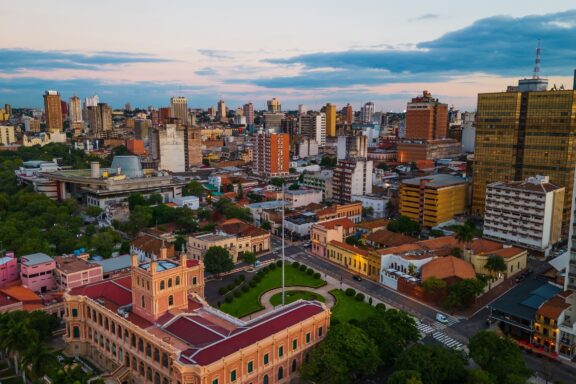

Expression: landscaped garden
xmin=218 ymin=261 xmax=326 ymax=317
xmin=269 ymin=290 xmax=326 ymax=306
xmin=329 ymin=288 xmax=382 ymax=323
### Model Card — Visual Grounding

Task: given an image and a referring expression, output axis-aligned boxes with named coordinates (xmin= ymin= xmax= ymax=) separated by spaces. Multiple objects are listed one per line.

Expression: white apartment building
xmin=151 ymin=124 xmax=186 ymax=173
xmin=302 ymin=170 xmax=333 ymax=200
xmin=483 ymin=175 xmax=564 ymax=255
xmin=352 ymin=194 xmax=389 ymax=218
xmin=284 ymin=189 xmax=323 ymax=208
xmin=299 ymin=113 xmax=326 ymax=146
xmin=337 ymin=135 xmax=368 ymax=160
xmin=332 ymin=159 xmax=373 ymax=204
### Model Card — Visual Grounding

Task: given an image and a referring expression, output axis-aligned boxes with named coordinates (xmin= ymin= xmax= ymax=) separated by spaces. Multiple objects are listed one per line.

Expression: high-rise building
xmin=360 ymin=102 xmax=375 ymax=123
xmin=84 ymin=95 xmax=100 ymax=108
xmin=336 ymin=134 xmax=367 ymax=160
xmin=405 ymin=91 xmax=448 ymax=140
xmin=0 ymin=126 xmax=16 ymax=145
xmin=243 ymin=102 xmax=254 ymax=125
xmin=472 ymin=76 xmax=576 ymax=230
xmin=151 ymin=124 xmax=186 ymax=172
xmin=263 ymin=112 xmax=285 ymax=131
xmin=4 ymin=104 xmax=12 ymax=117
xmin=171 ymin=96 xmax=189 ymax=125
xmin=23 ymin=117 xmax=41 ymax=133
xmin=253 ymin=132 xmax=290 ymax=178
xmin=299 ymin=112 xmax=326 ymax=146
xmin=267 ymin=97 xmax=281 ymax=113
xmin=69 ymin=96 xmax=83 ymax=123
xmin=298 ymin=104 xmax=307 ymax=115
xmin=184 ymin=126 xmax=202 ymax=169
xmin=325 ymin=103 xmax=337 ymax=137
xmin=483 ymin=176 xmax=564 ymax=255
xmin=217 ymin=99 xmax=227 ymax=123
xmin=87 ymin=103 xmax=113 ymax=136
xmin=342 ymin=104 xmax=354 ymax=124
xmin=43 ymin=90 xmax=63 ymax=133
xmin=332 ymin=159 xmax=373 ymax=204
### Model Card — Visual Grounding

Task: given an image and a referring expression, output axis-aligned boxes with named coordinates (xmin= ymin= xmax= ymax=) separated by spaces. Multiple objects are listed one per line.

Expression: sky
xmin=1 ymin=0 xmax=575 ymax=111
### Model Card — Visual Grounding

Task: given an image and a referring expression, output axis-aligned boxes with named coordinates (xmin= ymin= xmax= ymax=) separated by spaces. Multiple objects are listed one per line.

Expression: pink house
xmin=20 ymin=253 xmax=56 ymax=293
xmin=0 ymin=252 xmax=19 ymax=288
xmin=54 ymin=255 xmax=103 ymax=289
xmin=310 ymin=218 xmax=356 ymax=258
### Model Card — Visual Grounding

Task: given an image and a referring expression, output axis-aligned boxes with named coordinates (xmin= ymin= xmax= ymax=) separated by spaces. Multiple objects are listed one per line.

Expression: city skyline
xmin=1 ymin=1 xmax=575 ymax=110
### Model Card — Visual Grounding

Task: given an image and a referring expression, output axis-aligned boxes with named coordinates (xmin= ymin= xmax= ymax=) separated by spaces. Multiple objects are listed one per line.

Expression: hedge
xmin=345 ymin=288 xmax=356 ymax=297
xmin=292 ymin=261 xmax=300 ymax=268
xmin=355 ymin=293 xmax=365 ymax=302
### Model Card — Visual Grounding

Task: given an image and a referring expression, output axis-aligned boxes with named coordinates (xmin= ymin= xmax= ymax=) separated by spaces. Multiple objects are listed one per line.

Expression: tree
xmin=376 ymin=161 xmax=389 ymax=171
xmin=242 ymin=251 xmax=257 ymax=265
xmin=429 ymin=229 xmax=444 ymax=237
xmin=320 ymin=156 xmax=337 ymax=168
xmin=387 ymin=216 xmax=421 ymax=236
xmin=197 ymin=208 xmax=211 ymax=221
xmin=91 ymin=230 xmax=121 ymax=258
xmin=270 ymin=177 xmax=286 ymax=187
xmin=183 ymin=180 xmax=204 ymax=196
xmin=147 ymin=193 xmax=163 ymax=205
xmin=300 ymin=323 xmax=380 ymax=384
xmin=237 ymin=184 xmax=244 ymax=199
xmin=127 ymin=193 xmax=147 ymax=211
xmin=127 ymin=205 xmax=152 ymax=236
xmin=204 ymin=246 xmax=234 ymax=275
xmin=289 ymin=167 xmax=297 ymax=174
xmin=468 ymin=331 xmax=531 ymax=384
xmin=20 ymin=341 xmax=56 ymax=380
xmin=444 ymin=279 xmax=486 ymax=310
xmin=422 ymin=277 xmax=447 ymax=295
xmin=362 ymin=206 xmax=374 ymax=217
xmin=485 ymin=255 xmax=507 ymax=276
xmin=395 ymin=344 xmax=467 ymax=384
xmin=86 ymin=206 xmax=103 ymax=218
xmin=387 ymin=370 xmax=423 ymax=384
xmin=345 ymin=235 xmax=360 ymax=246
xmin=454 ymin=223 xmax=478 ymax=250
xmin=174 ymin=235 xmax=186 ymax=253
xmin=450 ymin=247 xmax=463 ymax=258
xmin=466 ymin=369 xmax=494 ymax=384
xmin=298 ymin=173 xmax=304 ymax=183
xmin=288 ymin=183 xmax=299 ymax=190
xmin=225 ymin=183 xmax=235 ymax=192
xmin=119 ymin=240 xmax=131 ymax=255
xmin=261 ymin=221 xmax=271 ymax=231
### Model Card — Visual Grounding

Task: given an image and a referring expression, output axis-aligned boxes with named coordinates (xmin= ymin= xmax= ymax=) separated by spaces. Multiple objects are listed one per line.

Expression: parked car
xmin=436 ymin=313 xmax=449 ymax=324
xmin=352 ymin=275 xmax=363 ymax=282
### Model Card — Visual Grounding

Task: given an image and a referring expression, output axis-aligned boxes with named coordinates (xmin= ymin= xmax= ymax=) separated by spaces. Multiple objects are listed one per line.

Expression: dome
xmin=110 ymin=156 xmax=144 ymax=178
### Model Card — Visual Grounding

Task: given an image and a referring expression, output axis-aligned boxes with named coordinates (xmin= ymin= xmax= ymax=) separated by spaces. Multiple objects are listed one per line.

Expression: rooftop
xmin=536 ymin=295 xmax=570 ymax=320
xmin=285 ymin=214 xmax=318 ymax=225
xmin=93 ymin=254 xmax=148 ymax=274
xmin=193 ymin=233 xmax=235 ymax=242
xmin=402 ymin=174 xmax=467 ymax=188
xmin=316 ymin=218 xmax=355 ymax=230
xmin=491 ymin=279 xmax=562 ymax=322
xmin=357 ymin=218 xmax=391 ymax=230
xmin=329 ymin=241 xmax=371 ymax=257
xmin=55 ymin=255 xmax=101 ymax=274
xmin=219 ymin=219 xmax=269 ymax=237
xmin=21 ymin=252 xmax=54 ymax=266
xmin=139 ymin=260 xmax=180 ymax=272
xmin=246 ymin=200 xmax=288 ymax=210
xmin=421 ymin=256 xmax=476 ymax=281
xmin=489 ymin=176 xmax=563 ymax=194
xmin=285 ymin=189 xmax=322 ymax=196
xmin=366 ymin=229 xmax=416 ymax=247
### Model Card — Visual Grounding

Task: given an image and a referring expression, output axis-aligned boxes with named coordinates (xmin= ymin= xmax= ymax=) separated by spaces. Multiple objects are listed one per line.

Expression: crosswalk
xmin=416 ymin=321 xmax=435 ymax=337
xmin=432 ymin=331 xmax=465 ymax=351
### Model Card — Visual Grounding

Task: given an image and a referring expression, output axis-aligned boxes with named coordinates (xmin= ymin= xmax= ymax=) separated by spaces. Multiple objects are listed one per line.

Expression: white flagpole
xmin=282 ymin=182 xmax=285 ymax=306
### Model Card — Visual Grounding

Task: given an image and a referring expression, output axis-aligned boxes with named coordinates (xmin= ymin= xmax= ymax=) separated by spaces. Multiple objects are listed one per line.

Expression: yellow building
xmin=533 ymin=292 xmax=571 ymax=355
xmin=325 ymin=103 xmax=337 ymax=137
xmin=464 ymin=239 xmax=527 ymax=278
xmin=326 ymin=241 xmax=381 ymax=281
xmin=0 ymin=125 xmax=16 ymax=145
xmin=472 ymin=88 xmax=576 ymax=231
xmin=399 ymin=174 xmax=467 ymax=227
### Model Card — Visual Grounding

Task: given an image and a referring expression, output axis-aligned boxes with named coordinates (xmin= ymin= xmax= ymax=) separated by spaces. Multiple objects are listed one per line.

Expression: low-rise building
xmin=310 ymin=218 xmax=356 ymax=258
xmin=131 ymin=235 xmax=175 ymax=261
xmin=317 ymin=202 xmax=362 ymax=224
xmin=365 ymin=230 xmax=416 ymax=249
xmin=284 ymin=214 xmax=318 ymax=239
xmin=302 ymin=170 xmax=333 ymax=200
xmin=397 ymin=139 xmax=461 ymax=162
xmin=351 ymin=194 xmax=389 ymax=218
xmin=54 ymin=255 xmax=103 ymax=290
xmin=420 ymin=256 xmax=476 ymax=286
xmin=399 ymin=174 xmax=467 ymax=227
xmin=0 ymin=252 xmax=19 ymax=288
xmin=483 ymin=176 xmax=564 ymax=256
xmin=188 ymin=232 xmax=243 ymax=263
xmin=218 ymin=218 xmax=271 ymax=255
xmin=20 ymin=252 xmax=57 ymax=293
xmin=284 ymin=189 xmax=323 ymax=208
xmin=326 ymin=241 xmax=381 ymax=280
xmin=464 ymin=239 xmax=527 ymax=279
xmin=171 ymin=195 xmax=200 ymax=209
xmin=246 ymin=200 xmax=289 ymax=226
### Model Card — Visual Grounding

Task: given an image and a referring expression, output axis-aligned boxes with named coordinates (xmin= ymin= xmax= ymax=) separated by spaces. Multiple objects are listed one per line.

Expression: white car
xmin=436 ymin=313 xmax=449 ymax=324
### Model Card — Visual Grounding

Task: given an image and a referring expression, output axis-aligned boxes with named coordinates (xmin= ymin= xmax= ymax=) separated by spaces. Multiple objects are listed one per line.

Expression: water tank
xmin=90 ymin=162 xmax=100 ymax=178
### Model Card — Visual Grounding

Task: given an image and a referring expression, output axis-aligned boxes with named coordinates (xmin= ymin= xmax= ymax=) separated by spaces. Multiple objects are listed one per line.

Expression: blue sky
xmin=1 ymin=1 xmax=575 ymax=111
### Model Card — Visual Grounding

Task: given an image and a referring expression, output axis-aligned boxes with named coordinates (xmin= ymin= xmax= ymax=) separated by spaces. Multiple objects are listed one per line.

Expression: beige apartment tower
xmin=43 ymin=90 xmax=63 ymax=133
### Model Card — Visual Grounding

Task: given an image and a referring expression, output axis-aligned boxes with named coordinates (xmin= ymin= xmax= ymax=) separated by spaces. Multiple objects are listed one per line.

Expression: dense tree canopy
xmin=204 ymin=246 xmax=234 ymax=275
xmin=387 ymin=216 xmax=421 ymax=236
xmin=395 ymin=344 xmax=468 ymax=384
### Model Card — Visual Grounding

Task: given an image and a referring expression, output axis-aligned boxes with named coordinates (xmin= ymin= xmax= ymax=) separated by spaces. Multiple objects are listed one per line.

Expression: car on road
xmin=436 ymin=313 xmax=449 ymax=324
xmin=352 ymin=275 xmax=363 ymax=282
xmin=303 ymin=241 xmax=311 ymax=247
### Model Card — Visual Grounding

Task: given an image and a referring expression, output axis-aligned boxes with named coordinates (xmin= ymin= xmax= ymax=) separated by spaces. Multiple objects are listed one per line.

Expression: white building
xmin=337 ymin=135 xmax=368 ymax=160
xmin=379 ymin=252 xmax=432 ymax=290
xmin=302 ymin=170 xmax=333 ymax=200
xmin=352 ymin=194 xmax=389 ymax=218
xmin=483 ymin=175 xmax=564 ymax=256
xmin=172 ymin=195 xmax=200 ymax=210
xmin=296 ymin=138 xmax=319 ymax=159
xmin=284 ymin=189 xmax=323 ymax=208
xmin=151 ymin=124 xmax=186 ymax=173
xmin=284 ymin=213 xmax=317 ymax=238
xmin=332 ymin=159 xmax=373 ymax=204
xmin=461 ymin=111 xmax=476 ymax=153
xmin=360 ymin=102 xmax=375 ymax=123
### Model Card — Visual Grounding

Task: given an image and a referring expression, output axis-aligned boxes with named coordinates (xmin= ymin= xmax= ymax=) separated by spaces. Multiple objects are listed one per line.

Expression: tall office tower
xmin=217 ymin=99 xmax=227 ymax=123
xmin=325 ymin=103 xmax=337 ymax=137
xmin=299 ymin=112 xmax=326 ymax=146
xmin=472 ymin=55 xmax=576 ymax=230
xmin=4 ymin=104 xmax=12 ymax=117
xmin=134 ymin=119 xmax=152 ymax=143
xmin=336 ymin=134 xmax=368 ymax=160
xmin=60 ymin=100 xmax=68 ymax=121
xmin=405 ymin=90 xmax=448 ymax=140
xmin=84 ymin=95 xmax=100 ymax=108
xmin=69 ymin=96 xmax=83 ymax=123
xmin=342 ymin=104 xmax=354 ymax=124
xmin=243 ymin=102 xmax=254 ymax=125
xmin=281 ymin=116 xmax=297 ymax=151
xmin=263 ymin=112 xmax=285 ymax=131
xmin=184 ymin=126 xmax=202 ymax=169
xmin=171 ymin=96 xmax=189 ymax=124
xmin=253 ymin=132 xmax=290 ymax=178
xmin=150 ymin=124 xmax=186 ymax=172
xmin=87 ymin=103 xmax=113 ymax=136
xmin=298 ymin=104 xmax=307 ymax=115
xmin=267 ymin=97 xmax=281 ymax=113
xmin=332 ymin=159 xmax=373 ymax=203
xmin=360 ymin=102 xmax=375 ymax=123
xmin=43 ymin=90 xmax=63 ymax=133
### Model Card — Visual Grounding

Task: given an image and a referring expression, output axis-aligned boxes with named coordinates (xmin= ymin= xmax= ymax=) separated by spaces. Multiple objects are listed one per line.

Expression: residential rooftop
xmin=20 ymin=252 xmax=54 ymax=266
xmin=402 ymin=174 xmax=467 ymax=188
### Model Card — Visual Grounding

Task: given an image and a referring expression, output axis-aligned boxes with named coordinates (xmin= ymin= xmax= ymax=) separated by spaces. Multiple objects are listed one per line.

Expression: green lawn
xmin=220 ymin=265 xmax=326 ymax=317
xmin=269 ymin=290 xmax=326 ymax=306
xmin=330 ymin=289 xmax=379 ymax=323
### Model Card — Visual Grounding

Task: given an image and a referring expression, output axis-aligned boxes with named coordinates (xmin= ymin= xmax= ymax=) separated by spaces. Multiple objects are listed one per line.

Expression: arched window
xmin=162 ymin=379 xmax=169 ymax=384
xmin=147 ymin=367 xmax=152 ymax=381
xmin=117 ymin=325 xmax=122 ymax=339
xmin=154 ymin=373 xmax=161 ymax=384
xmin=292 ymin=359 xmax=297 ymax=373
xmin=73 ymin=326 xmax=80 ymax=338
xmin=278 ymin=367 xmax=283 ymax=380
xmin=153 ymin=348 xmax=160 ymax=362
xmin=98 ymin=313 xmax=102 ymax=326
xmin=168 ymin=279 xmax=173 ymax=288
xmin=160 ymin=281 xmax=165 ymax=290
xmin=139 ymin=362 xmax=144 ymax=376
xmin=111 ymin=322 xmax=115 ymax=334
xmin=146 ymin=343 xmax=152 ymax=357
xmin=162 ymin=353 xmax=169 ymax=368
xmin=104 ymin=317 xmax=109 ymax=330
xmin=168 ymin=295 xmax=174 ymax=307
xmin=263 ymin=375 xmax=269 ymax=384
xmin=192 ymin=277 xmax=197 ymax=285
xmin=132 ymin=358 xmax=137 ymax=371
xmin=125 ymin=354 xmax=130 ymax=367
xmin=175 ymin=276 xmax=180 ymax=286
xmin=138 ymin=338 xmax=144 ymax=352
xmin=131 ymin=334 xmax=136 ymax=348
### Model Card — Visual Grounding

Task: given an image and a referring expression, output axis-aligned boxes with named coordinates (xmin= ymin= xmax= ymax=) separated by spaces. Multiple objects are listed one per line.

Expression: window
xmin=263 ymin=353 xmax=269 ymax=365
xmin=192 ymin=277 xmax=197 ymax=285
xmin=168 ymin=279 xmax=173 ymax=288
xmin=155 ymin=373 xmax=160 ymax=384
xmin=139 ymin=362 xmax=144 ymax=376
xmin=72 ymin=308 xmax=78 ymax=317
xmin=247 ymin=361 xmax=253 ymax=373
xmin=146 ymin=344 xmax=151 ymax=357
xmin=230 ymin=370 xmax=237 ymax=382
xmin=117 ymin=326 xmax=122 ymax=339
xmin=147 ymin=367 xmax=152 ymax=381
xmin=306 ymin=333 xmax=311 ymax=344
xmin=141 ymin=295 xmax=145 ymax=308
xmin=292 ymin=359 xmax=297 ymax=373
xmin=292 ymin=339 xmax=298 ymax=350
xmin=162 ymin=353 xmax=169 ymax=368
xmin=318 ymin=327 xmax=323 ymax=337
xmin=160 ymin=281 xmax=165 ymax=290
xmin=211 ymin=379 xmax=218 ymax=384
xmin=278 ymin=346 xmax=284 ymax=357
xmin=175 ymin=276 xmax=180 ymax=285
xmin=111 ymin=322 xmax=116 ymax=334
xmin=73 ymin=326 xmax=80 ymax=338
xmin=263 ymin=375 xmax=269 ymax=384
xmin=278 ymin=367 xmax=283 ymax=380
xmin=168 ymin=295 xmax=174 ymax=307
xmin=138 ymin=339 xmax=144 ymax=352
xmin=154 ymin=348 xmax=160 ymax=363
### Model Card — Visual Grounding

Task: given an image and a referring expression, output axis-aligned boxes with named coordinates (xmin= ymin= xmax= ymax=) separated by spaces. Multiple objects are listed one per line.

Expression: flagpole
xmin=282 ymin=182 xmax=285 ymax=306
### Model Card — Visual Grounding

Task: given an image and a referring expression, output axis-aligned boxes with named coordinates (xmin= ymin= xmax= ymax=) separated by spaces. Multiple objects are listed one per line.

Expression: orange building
xmin=316 ymin=202 xmax=362 ymax=223
xmin=405 ymin=91 xmax=448 ymax=140
xmin=253 ymin=132 xmax=290 ymax=178
xmin=63 ymin=252 xmax=329 ymax=384
xmin=127 ymin=139 xmax=146 ymax=156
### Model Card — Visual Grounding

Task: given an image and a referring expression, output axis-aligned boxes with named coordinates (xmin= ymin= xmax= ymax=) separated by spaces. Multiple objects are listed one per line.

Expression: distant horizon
xmin=1 ymin=1 xmax=575 ymax=111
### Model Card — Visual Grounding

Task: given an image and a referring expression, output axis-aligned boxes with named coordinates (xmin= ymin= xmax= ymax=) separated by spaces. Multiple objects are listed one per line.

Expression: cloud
xmin=255 ymin=10 xmax=576 ymax=89
xmin=195 ymin=67 xmax=217 ymax=76
xmin=0 ymin=49 xmax=171 ymax=73
xmin=197 ymin=49 xmax=233 ymax=60
xmin=409 ymin=13 xmax=440 ymax=21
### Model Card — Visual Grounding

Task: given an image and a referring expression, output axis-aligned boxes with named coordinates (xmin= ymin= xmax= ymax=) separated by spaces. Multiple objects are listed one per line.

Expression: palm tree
xmin=20 ymin=341 xmax=56 ymax=381
xmin=454 ymin=224 xmax=476 ymax=251
xmin=0 ymin=317 xmax=34 ymax=375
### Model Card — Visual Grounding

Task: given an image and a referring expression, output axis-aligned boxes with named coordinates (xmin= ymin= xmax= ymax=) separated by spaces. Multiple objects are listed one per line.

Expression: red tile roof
xmin=317 ymin=218 xmax=355 ymax=230
xmin=421 ymin=256 xmax=476 ymax=282
xmin=219 ymin=218 xmax=269 ymax=237
xmin=166 ymin=317 xmax=226 ymax=347
xmin=329 ymin=241 xmax=371 ymax=257
xmin=366 ymin=229 xmax=416 ymax=247
xmin=69 ymin=276 xmax=132 ymax=307
xmin=537 ymin=295 xmax=570 ymax=320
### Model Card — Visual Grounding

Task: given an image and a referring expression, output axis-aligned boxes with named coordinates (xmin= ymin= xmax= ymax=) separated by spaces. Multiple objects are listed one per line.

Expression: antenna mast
xmin=533 ymin=40 xmax=541 ymax=79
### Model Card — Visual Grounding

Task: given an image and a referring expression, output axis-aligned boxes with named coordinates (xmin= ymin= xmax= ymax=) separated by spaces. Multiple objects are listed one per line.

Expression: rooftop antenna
xmin=533 ymin=40 xmax=541 ymax=79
